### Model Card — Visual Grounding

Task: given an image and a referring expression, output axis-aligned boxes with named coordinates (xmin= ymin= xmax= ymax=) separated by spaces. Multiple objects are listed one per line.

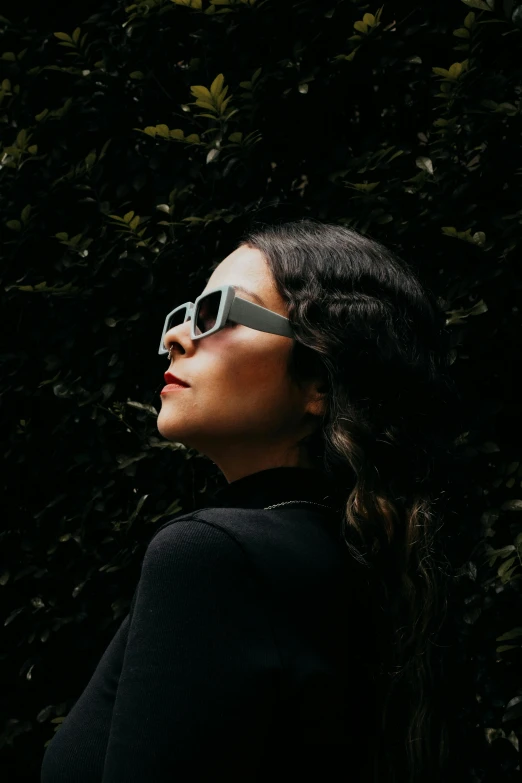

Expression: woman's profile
xmin=41 ymin=218 xmax=463 ymax=783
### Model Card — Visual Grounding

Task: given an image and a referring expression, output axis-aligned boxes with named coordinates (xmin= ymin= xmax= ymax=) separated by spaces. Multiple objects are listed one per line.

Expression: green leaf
xmin=190 ymin=85 xmax=212 ymax=100
xmin=99 ymin=139 xmax=112 ymax=158
xmin=453 ymin=27 xmax=470 ymax=37
xmin=4 ymin=607 xmax=25 ymax=626
xmin=216 ymin=85 xmax=229 ymax=109
xmin=449 ymin=62 xmax=463 ymax=78
xmin=21 ymin=205 xmax=31 ymax=223
xmin=35 ymin=108 xmax=49 ymax=121
xmin=498 ymin=557 xmax=517 ymax=578
xmin=488 ymin=545 xmax=515 ymax=567
xmin=472 ymin=231 xmax=486 ymax=246
xmin=6 ymin=220 xmax=21 ymax=231
xmin=354 ymin=20 xmax=369 ymax=33
xmin=129 ymin=71 xmax=144 ymax=79
xmin=126 ymin=401 xmax=157 ymax=416
xmin=72 ymin=27 xmax=81 ymax=44
xmin=501 ymin=499 xmax=522 ymax=511
xmin=210 ymin=73 xmax=224 ymax=98
xmin=1 ymin=52 xmax=16 ymax=61
xmin=352 ymin=182 xmax=380 ymax=192
xmin=194 ymin=99 xmax=216 ymax=111
xmin=53 ymin=32 xmax=72 ymax=41
xmin=469 ymin=299 xmax=488 ymax=316
xmin=55 ymin=232 xmax=69 ymax=240
xmin=220 ymin=95 xmax=232 ymax=113
xmin=496 ymin=627 xmax=522 ymax=642
xmin=497 ymin=102 xmax=518 ymax=116
xmin=461 ymin=0 xmax=494 ymax=10
xmin=416 ymin=156 xmax=434 ymax=174
xmin=129 ymin=215 xmax=140 ymax=230
xmin=155 ymin=124 xmax=171 ymax=138
xmin=464 ymin=11 xmax=476 ymax=27
xmin=123 ymin=211 xmax=135 ymax=223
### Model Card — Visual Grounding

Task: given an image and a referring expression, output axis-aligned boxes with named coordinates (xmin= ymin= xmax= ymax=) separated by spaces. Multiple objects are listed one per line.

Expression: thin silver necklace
xmin=263 ymin=500 xmax=339 ymax=514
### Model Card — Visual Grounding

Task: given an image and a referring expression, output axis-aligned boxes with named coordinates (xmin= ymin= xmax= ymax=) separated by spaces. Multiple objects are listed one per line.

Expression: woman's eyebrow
xmin=233 ymin=285 xmax=266 ymax=307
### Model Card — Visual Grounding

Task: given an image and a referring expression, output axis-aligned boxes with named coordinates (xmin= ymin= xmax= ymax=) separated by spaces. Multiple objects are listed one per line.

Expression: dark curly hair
xmin=237 ymin=217 xmax=465 ymax=783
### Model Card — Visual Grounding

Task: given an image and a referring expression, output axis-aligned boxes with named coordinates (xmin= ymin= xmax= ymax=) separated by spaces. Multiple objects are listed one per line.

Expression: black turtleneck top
xmin=40 ymin=466 xmax=374 ymax=782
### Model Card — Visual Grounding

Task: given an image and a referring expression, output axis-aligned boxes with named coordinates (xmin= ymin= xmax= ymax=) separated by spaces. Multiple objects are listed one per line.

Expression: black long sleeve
xmin=102 ymin=518 xmax=281 ymax=779
xmin=42 ymin=518 xmax=282 ymax=782
xmin=41 ymin=467 xmax=373 ymax=782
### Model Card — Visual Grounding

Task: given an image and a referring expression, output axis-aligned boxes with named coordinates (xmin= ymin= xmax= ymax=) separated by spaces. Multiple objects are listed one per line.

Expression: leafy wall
xmin=1 ymin=0 xmax=521 ymax=779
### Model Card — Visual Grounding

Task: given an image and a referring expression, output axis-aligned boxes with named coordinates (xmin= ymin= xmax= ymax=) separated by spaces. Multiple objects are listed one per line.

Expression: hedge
xmin=1 ymin=0 xmax=521 ymax=779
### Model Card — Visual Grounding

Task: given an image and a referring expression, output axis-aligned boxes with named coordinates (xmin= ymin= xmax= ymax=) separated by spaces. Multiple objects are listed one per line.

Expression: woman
xmin=41 ymin=219 xmax=462 ymax=782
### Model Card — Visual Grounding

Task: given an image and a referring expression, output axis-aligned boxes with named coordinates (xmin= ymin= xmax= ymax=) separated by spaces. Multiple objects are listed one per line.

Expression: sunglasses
xmin=158 ymin=284 xmax=295 ymax=355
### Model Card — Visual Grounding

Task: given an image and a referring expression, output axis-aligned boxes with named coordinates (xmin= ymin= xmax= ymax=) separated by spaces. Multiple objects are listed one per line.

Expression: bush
xmin=1 ymin=0 xmax=521 ymax=779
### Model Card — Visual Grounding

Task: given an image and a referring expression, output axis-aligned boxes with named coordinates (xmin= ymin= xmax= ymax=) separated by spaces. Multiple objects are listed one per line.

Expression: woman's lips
xmin=161 ymin=384 xmax=190 ymax=394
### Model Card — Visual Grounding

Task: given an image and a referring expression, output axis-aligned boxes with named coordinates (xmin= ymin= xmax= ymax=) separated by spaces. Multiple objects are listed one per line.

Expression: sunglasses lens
xmin=195 ymin=291 xmax=222 ymax=336
xmin=165 ymin=306 xmax=189 ymax=332
xmin=163 ymin=290 xmax=224 ymax=349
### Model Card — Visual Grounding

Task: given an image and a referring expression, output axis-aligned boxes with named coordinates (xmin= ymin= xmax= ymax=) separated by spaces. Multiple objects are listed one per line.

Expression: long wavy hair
xmin=237 ymin=218 xmax=464 ymax=783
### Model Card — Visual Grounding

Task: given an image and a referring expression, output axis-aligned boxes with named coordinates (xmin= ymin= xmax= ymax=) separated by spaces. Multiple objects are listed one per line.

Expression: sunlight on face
xmin=157 ymin=245 xmax=325 ymax=482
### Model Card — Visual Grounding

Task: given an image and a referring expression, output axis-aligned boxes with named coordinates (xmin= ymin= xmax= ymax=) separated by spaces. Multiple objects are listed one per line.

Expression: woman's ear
xmin=305 ymin=380 xmax=328 ymax=419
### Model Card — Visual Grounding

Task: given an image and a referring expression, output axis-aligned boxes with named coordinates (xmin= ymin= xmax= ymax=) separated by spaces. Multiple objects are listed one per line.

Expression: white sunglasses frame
xmin=158 ymin=284 xmax=295 ymax=355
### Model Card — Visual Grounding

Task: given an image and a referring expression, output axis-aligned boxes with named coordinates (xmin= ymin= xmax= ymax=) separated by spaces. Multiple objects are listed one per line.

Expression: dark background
xmin=1 ymin=0 xmax=521 ymax=779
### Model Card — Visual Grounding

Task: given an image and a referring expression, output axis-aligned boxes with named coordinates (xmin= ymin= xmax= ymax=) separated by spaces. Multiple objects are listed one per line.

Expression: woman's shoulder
xmin=146 ymin=506 xmax=255 ymax=549
xmin=145 ymin=508 xmax=249 ymax=559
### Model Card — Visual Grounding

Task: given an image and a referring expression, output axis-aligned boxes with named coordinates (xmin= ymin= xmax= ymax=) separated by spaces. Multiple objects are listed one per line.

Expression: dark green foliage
xmin=0 ymin=0 xmax=521 ymax=779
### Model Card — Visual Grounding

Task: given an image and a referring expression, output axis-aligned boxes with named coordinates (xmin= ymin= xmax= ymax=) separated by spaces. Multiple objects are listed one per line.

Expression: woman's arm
xmin=101 ymin=518 xmax=282 ymax=782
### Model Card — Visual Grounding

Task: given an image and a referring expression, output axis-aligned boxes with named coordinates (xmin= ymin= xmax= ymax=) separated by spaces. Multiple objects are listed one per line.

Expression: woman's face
xmin=156 ymin=244 xmax=326 ymax=483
